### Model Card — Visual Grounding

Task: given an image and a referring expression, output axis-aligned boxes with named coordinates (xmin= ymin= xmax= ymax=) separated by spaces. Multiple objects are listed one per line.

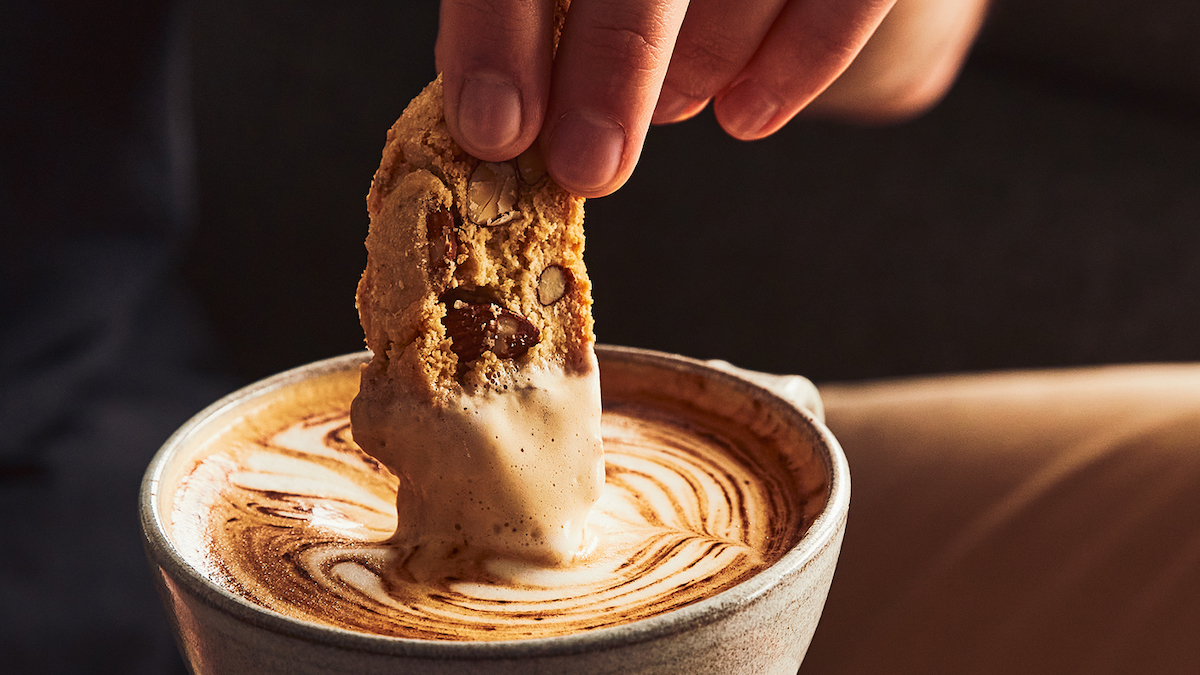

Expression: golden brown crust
xmin=355 ymin=76 xmax=596 ymax=407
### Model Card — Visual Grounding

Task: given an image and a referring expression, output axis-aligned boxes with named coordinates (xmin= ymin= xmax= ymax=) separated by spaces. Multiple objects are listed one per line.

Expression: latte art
xmin=168 ymin=368 xmax=824 ymax=640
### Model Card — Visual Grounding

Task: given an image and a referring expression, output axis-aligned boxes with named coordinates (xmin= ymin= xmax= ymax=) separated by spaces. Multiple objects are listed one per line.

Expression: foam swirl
xmin=169 ymin=380 xmax=818 ymax=641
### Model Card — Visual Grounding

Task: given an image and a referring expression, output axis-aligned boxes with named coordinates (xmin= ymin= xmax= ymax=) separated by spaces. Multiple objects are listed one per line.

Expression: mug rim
xmin=140 ymin=345 xmax=850 ymax=659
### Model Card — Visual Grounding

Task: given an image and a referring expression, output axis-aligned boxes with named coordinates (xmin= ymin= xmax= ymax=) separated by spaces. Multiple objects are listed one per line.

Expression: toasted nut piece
xmin=467 ymin=161 xmax=521 ymax=226
xmin=537 ymin=264 xmax=572 ymax=306
xmin=493 ymin=310 xmax=539 ymax=359
xmin=442 ymin=302 xmax=499 ymax=364
xmin=439 ymin=288 xmax=541 ymax=364
xmin=426 ymin=209 xmax=458 ymax=270
xmin=440 ymin=286 xmax=500 ymax=307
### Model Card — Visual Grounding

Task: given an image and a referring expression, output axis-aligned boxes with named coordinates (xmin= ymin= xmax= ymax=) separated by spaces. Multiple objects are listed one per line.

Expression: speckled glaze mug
xmin=140 ymin=345 xmax=849 ymax=675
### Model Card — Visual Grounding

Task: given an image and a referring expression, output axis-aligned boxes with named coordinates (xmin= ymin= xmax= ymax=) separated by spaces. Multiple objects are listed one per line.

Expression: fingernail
xmin=719 ymin=79 xmax=781 ymax=139
xmin=653 ymin=87 xmax=706 ymax=124
xmin=458 ymin=73 xmax=523 ymax=154
xmin=547 ymin=110 xmax=625 ymax=193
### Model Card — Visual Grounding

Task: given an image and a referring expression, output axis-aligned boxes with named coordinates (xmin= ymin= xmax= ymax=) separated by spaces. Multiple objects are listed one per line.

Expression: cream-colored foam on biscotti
xmin=351 ymin=73 xmax=604 ymax=570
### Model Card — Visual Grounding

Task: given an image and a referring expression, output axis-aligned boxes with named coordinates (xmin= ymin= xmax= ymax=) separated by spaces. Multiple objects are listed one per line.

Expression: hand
xmin=436 ymin=0 xmax=984 ymax=198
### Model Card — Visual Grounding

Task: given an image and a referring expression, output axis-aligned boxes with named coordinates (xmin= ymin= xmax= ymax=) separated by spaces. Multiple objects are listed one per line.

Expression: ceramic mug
xmin=140 ymin=345 xmax=850 ymax=674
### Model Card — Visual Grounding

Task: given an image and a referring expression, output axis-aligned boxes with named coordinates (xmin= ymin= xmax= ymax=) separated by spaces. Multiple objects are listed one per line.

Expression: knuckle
xmin=592 ymin=27 xmax=665 ymax=71
xmin=667 ymin=31 xmax=749 ymax=98
xmin=805 ymin=27 xmax=867 ymax=69
xmin=580 ymin=9 xmax=674 ymax=79
xmin=804 ymin=0 xmax=893 ymax=69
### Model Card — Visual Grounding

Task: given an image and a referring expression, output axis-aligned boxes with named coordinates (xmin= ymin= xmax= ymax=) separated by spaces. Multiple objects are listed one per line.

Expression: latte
xmin=165 ymin=357 xmax=828 ymax=641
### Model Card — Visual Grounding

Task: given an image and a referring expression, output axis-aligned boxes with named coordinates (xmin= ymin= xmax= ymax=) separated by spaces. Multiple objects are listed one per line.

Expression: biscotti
xmin=349 ymin=69 xmax=604 ymax=571
xmin=355 ymin=76 xmax=596 ymax=403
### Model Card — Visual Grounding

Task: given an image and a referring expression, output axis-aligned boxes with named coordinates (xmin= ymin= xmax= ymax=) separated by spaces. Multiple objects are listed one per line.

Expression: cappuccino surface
xmin=167 ymin=366 xmax=823 ymax=641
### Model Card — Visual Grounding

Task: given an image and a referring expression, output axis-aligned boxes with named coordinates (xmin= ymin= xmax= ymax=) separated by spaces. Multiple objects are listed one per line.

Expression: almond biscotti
xmin=355 ymin=75 xmax=596 ymax=403
xmin=349 ymin=74 xmax=604 ymax=571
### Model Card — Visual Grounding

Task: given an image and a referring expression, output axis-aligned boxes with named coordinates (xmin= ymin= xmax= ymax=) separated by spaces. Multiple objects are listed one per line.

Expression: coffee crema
xmin=168 ymin=366 xmax=825 ymax=641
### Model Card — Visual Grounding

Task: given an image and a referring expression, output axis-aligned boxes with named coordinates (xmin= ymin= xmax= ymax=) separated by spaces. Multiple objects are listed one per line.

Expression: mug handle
xmin=704 ymin=360 xmax=825 ymax=424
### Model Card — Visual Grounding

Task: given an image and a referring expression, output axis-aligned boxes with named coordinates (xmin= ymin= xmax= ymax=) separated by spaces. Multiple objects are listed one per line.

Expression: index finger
xmin=541 ymin=0 xmax=691 ymax=197
xmin=437 ymin=0 xmax=556 ymax=161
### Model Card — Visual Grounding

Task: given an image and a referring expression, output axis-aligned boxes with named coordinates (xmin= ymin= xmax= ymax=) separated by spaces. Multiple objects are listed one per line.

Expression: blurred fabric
xmin=807 ymin=365 xmax=1200 ymax=674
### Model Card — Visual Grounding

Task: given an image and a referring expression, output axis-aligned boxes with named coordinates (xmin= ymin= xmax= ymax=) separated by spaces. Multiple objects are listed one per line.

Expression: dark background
xmin=185 ymin=0 xmax=1200 ymax=387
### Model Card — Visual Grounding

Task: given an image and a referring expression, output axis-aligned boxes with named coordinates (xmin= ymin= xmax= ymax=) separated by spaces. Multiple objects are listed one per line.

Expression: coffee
xmin=164 ymin=358 xmax=828 ymax=641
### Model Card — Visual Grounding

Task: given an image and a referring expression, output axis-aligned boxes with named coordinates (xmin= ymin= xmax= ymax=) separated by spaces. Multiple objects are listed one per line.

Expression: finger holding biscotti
xmin=539 ymin=0 xmax=690 ymax=198
xmin=436 ymin=0 xmax=555 ymax=161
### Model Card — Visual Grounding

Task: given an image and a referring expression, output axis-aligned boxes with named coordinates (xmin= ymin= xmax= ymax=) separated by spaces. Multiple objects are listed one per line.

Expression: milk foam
xmin=352 ymin=362 xmax=605 ymax=572
xmin=167 ymin=368 xmax=818 ymax=640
